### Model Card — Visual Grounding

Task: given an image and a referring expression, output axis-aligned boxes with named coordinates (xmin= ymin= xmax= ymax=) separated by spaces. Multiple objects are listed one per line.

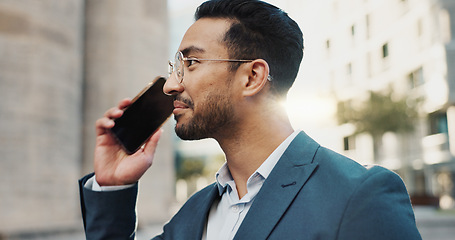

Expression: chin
xmin=174 ymin=122 xmax=207 ymax=141
xmin=175 ymin=128 xmax=204 ymax=141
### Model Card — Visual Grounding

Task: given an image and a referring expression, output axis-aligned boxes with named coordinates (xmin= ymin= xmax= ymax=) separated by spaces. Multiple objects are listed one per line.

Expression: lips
xmin=173 ymin=101 xmax=188 ymax=109
xmin=173 ymin=100 xmax=189 ymax=115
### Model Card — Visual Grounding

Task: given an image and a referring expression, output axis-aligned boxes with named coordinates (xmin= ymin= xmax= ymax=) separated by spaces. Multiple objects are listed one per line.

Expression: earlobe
xmin=242 ymin=59 xmax=270 ymax=97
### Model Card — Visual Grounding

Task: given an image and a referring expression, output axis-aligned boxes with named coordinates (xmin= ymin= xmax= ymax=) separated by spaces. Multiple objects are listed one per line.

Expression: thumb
xmin=143 ymin=128 xmax=163 ymax=157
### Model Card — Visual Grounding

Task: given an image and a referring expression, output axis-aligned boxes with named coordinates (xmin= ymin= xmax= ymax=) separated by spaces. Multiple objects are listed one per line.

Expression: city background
xmin=0 ymin=0 xmax=454 ymax=239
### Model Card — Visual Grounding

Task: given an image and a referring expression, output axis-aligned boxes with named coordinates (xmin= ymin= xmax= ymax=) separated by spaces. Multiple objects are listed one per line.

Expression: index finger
xmin=118 ymin=98 xmax=132 ymax=110
xmin=103 ymin=98 xmax=133 ymax=119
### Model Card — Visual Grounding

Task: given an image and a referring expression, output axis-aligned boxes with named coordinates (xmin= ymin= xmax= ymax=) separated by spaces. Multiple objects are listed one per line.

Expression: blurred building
xmin=0 ymin=0 xmax=175 ymax=237
xmin=303 ymin=0 xmax=455 ymax=208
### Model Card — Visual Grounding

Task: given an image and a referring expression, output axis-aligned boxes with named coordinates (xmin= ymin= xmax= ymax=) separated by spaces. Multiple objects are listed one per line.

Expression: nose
xmin=163 ymin=73 xmax=184 ymax=96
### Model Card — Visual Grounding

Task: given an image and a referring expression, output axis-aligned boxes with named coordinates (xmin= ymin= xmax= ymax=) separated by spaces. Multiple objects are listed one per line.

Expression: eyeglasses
xmin=168 ymin=51 xmax=254 ymax=84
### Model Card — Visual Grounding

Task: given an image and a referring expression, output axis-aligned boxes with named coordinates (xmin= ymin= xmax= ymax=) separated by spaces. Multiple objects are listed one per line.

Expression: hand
xmin=93 ymin=98 xmax=163 ymax=186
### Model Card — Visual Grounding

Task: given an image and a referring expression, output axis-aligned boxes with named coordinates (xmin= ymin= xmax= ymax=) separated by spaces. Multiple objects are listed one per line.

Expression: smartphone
xmin=110 ymin=76 xmax=174 ymax=154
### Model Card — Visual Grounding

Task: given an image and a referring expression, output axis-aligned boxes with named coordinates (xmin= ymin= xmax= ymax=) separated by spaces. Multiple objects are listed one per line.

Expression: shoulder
xmin=285 ymin=137 xmax=407 ymax=202
xmin=314 ymin=145 xmax=400 ymax=185
xmin=286 ymin=131 xmax=402 ymax=192
xmin=306 ymin=148 xmax=420 ymax=239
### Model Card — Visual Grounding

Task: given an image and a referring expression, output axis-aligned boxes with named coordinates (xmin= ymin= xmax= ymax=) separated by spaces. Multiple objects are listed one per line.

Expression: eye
xmin=185 ymin=58 xmax=199 ymax=68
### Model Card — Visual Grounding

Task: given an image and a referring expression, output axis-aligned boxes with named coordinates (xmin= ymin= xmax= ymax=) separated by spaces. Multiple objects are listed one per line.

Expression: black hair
xmin=195 ymin=0 xmax=304 ymax=95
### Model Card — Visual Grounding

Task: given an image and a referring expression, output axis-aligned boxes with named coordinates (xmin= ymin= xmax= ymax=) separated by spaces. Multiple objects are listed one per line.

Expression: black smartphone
xmin=110 ymin=76 xmax=174 ymax=155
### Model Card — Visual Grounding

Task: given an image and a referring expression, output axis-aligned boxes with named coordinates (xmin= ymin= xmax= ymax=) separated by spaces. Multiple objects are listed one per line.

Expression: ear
xmin=240 ymin=59 xmax=270 ymax=97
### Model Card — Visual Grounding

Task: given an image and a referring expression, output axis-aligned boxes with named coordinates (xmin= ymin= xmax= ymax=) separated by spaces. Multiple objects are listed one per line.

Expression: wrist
xmin=92 ymin=175 xmax=135 ymax=191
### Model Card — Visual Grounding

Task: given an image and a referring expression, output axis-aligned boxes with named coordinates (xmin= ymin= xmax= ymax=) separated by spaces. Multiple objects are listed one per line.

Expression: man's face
xmin=164 ymin=18 xmax=241 ymax=140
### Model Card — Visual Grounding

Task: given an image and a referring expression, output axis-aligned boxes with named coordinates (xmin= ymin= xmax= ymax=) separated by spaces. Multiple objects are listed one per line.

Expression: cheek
xmin=185 ymin=66 xmax=235 ymax=106
xmin=192 ymin=92 xmax=212 ymax=113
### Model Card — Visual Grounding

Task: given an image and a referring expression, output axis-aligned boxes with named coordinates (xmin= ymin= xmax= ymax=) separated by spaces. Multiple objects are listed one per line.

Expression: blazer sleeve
xmin=336 ymin=167 xmax=422 ymax=240
xmin=79 ymin=173 xmax=139 ymax=240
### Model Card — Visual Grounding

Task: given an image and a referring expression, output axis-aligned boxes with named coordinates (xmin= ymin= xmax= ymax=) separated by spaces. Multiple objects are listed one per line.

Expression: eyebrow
xmin=180 ymin=46 xmax=206 ymax=57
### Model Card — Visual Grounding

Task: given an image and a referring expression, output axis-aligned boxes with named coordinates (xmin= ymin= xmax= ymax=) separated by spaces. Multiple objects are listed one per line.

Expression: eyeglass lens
xmin=168 ymin=52 xmax=183 ymax=84
xmin=175 ymin=52 xmax=184 ymax=83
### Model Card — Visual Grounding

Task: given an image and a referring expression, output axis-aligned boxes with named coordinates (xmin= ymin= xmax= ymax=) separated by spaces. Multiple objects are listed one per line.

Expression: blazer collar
xmin=234 ymin=131 xmax=320 ymax=239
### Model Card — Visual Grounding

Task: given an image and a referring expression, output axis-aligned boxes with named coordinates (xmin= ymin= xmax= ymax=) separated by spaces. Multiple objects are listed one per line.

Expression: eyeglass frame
xmin=168 ymin=51 xmax=272 ymax=84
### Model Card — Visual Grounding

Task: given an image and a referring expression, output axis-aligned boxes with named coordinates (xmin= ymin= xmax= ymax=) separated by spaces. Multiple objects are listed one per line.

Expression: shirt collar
xmin=215 ymin=130 xmax=300 ymax=195
xmin=215 ymin=163 xmax=232 ymax=195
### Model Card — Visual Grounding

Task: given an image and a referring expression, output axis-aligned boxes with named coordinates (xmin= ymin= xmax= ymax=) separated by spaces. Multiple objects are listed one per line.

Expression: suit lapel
xmin=181 ymin=183 xmax=220 ymax=239
xmin=234 ymin=131 xmax=320 ymax=239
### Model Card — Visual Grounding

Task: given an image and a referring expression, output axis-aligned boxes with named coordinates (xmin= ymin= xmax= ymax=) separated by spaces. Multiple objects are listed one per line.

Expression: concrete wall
xmin=0 ymin=0 xmax=174 ymax=236
xmin=0 ymin=0 xmax=85 ymax=234
xmin=82 ymin=0 xmax=175 ymax=226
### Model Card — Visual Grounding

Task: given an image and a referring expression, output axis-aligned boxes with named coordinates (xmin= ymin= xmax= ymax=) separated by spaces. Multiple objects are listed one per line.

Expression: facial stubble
xmin=174 ymin=89 xmax=235 ymax=141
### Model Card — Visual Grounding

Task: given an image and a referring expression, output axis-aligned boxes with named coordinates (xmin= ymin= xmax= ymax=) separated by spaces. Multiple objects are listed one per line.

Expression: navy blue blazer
xmin=79 ymin=131 xmax=421 ymax=239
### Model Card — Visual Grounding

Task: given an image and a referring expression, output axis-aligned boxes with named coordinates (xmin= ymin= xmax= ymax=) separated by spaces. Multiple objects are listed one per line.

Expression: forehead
xmin=178 ymin=18 xmax=232 ymax=56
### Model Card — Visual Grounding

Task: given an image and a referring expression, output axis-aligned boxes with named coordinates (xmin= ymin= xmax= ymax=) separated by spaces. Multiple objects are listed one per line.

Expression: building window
xmin=367 ymin=52 xmax=372 ymax=77
xmin=429 ymin=112 xmax=448 ymax=135
xmin=439 ymin=9 xmax=451 ymax=43
xmin=344 ymin=136 xmax=356 ymax=151
xmin=382 ymin=43 xmax=389 ymax=58
xmin=408 ymin=67 xmax=424 ymax=89
xmin=366 ymin=14 xmax=370 ymax=39
xmin=326 ymin=39 xmax=331 ymax=58
xmin=345 ymin=62 xmax=353 ymax=84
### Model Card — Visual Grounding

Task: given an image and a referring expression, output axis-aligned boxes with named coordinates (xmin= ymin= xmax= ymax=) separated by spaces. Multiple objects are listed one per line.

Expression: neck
xmin=214 ymin=106 xmax=294 ymax=198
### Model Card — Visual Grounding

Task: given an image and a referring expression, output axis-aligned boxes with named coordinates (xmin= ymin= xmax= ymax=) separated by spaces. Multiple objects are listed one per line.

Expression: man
xmin=79 ymin=0 xmax=422 ymax=239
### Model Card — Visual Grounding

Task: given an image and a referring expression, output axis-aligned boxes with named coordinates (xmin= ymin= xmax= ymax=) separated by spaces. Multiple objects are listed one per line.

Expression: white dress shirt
xmin=203 ymin=130 xmax=300 ymax=240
